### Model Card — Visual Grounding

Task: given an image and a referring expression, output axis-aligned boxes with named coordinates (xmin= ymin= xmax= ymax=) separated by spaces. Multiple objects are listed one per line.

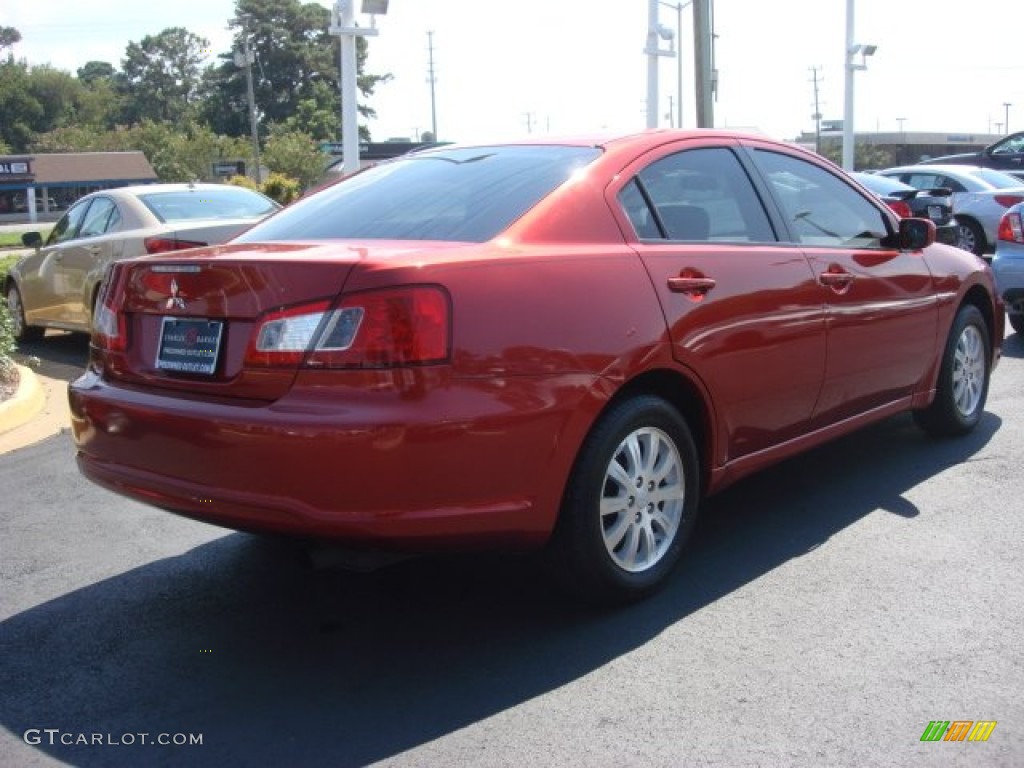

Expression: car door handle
xmin=819 ymin=269 xmax=854 ymax=289
xmin=667 ymin=275 xmax=717 ymax=296
xmin=85 ymin=245 xmax=102 ymax=254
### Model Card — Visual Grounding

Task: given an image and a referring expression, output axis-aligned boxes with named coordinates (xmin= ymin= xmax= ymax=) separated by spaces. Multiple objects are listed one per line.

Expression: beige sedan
xmin=4 ymin=183 xmax=280 ymax=341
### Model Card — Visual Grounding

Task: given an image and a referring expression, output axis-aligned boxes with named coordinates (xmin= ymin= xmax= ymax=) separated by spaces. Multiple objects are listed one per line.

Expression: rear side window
xmin=235 ymin=145 xmax=601 ymax=243
xmin=78 ymin=197 xmax=119 ymax=238
xmin=139 ymin=188 xmax=278 ymax=223
xmin=620 ymin=147 xmax=776 ymax=243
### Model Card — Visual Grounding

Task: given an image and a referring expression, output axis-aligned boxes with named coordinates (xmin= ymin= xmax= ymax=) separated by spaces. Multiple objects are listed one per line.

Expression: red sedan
xmin=69 ymin=130 xmax=1003 ymax=603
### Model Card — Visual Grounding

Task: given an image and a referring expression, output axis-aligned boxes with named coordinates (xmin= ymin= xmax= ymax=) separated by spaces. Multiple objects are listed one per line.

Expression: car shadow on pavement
xmin=1000 ymin=329 xmax=1024 ymax=359
xmin=14 ymin=331 xmax=90 ymax=383
xmin=0 ymin=411 xmax=1000 ymax=767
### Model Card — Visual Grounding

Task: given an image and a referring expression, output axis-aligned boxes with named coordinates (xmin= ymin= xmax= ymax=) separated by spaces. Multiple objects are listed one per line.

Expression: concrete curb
xmin=0 ymin=364 xmax=45 ymax=436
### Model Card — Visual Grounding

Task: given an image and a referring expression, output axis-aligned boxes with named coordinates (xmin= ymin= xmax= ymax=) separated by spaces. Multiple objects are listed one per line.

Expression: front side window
xmin=754 ymin=150 xmax=890 ymax=249
xmin=619 ymin=147 xmax=776 ymax=243
xmin=235 ymin=145 xmax=601 ymax=244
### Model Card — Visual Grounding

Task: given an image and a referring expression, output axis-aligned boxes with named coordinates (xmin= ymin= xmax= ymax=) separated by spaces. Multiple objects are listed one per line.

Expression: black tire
xmin=1009 ymin=313 xmax=1024 ymax=335
xmin=913 ymin=304 xmax=990 ymax=437
xmin=5 ymin=283 xmax=45 ymax=343
xmin=956 ymin=217 xmax=986 ymax=257
xmin=549 ymin=395 xmax=700 ymax=605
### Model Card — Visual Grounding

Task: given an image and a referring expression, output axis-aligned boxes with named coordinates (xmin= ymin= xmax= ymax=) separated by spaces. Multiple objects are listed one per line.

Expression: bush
xmin=0 ymin=298 xmax=17 ymax=390
xmin=226 ymin=174 xmax=260 ymax=191
xmin=260 ymin=173 xmax=302 ymax=205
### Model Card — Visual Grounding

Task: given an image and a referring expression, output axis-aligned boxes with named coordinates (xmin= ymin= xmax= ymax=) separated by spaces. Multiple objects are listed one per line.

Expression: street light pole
xmin=329 ymin=1 xmax=388 ymax=175
xmin=1004 ymin=102 xmax=1012 ymax=134
xmin=842 ymin=0 xmax=876 ymax=170
xmin=644 ymin=0 xmax=676 ymax=129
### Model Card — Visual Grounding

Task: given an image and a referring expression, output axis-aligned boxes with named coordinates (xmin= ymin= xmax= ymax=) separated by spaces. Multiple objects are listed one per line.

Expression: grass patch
xmin=0 ymin=226 xmax=51 ymax=249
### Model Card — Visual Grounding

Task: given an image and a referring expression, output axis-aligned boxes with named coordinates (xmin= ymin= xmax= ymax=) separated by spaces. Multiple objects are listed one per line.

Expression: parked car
xmin=874 ymin=164 xmax=1024 ymax=257
xmin=4 ymin=183 xmax=280 ymax=342
xmin=992 ymin=202 xmax=1024 ymax=335
xmin=68 ymin=131 xmax=1003 ymax=604
xmin=851 ymin=171 xmax=961 ymax=248
xmin=919 ymin=131 xmax=1024 ymax=181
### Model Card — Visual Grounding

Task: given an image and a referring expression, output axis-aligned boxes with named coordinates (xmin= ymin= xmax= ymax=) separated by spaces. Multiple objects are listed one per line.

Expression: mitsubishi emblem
xmin=166 ymin=278 xmax=186 ymax=310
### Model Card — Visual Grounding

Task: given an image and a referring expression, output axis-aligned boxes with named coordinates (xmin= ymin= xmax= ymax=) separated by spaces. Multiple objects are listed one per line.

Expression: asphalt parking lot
xmin=1 ymin=331 xmax=1022 ymax=767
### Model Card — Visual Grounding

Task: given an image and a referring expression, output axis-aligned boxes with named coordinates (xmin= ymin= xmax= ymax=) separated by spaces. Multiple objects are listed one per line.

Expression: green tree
xmin=32 ymin=122 xmax=251 ymax=182
xmin=262 ymin=126 xmax=325 ymax=187
xmin=0 ymin=60 xmax=41 ymax=150
xmin=118 ymin=27 xmax=211 ymax=124
xmin=0 ymin=26 xmax=21 ymax=55
xmin=203 ymin=0 xmax=390 ymax=141
xmin=77 ymin=61 xmax=116 ymax=85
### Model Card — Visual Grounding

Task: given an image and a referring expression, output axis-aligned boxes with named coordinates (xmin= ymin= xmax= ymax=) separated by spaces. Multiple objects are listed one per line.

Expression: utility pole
xmin=692 ymin=0 xmax=714 ymax=128
xmin=523 ymin=112 xmax=535 ymax=134
xmin=427 ymin=31 xmax=438 ymax=141
xmin=809 ymin=66 xmax=823 ymax=154
xmin=1004 ymin=102 xmax=1012 ymax=134
xmin=234 ymin=21 xmax=261 ymax=184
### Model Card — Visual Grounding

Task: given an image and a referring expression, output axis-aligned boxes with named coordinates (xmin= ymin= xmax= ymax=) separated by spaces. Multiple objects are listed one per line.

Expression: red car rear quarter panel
xmin=338 ymin=242 xmax=675 ymax=531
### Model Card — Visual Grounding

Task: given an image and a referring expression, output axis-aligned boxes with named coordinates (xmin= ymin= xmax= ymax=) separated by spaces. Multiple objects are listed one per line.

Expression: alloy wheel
xmin=600 ymin=426 xmax=685 ymax=573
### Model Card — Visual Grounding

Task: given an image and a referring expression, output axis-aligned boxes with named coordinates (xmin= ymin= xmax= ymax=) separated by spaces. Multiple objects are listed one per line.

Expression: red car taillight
xmin=998 ymin=211 xmax=1024 ymax=243
xmin=143 ymin=236 xmax=208 ymax=254
xmin=885 ymin=200 xmax=914 ymax=218
xmin=244 ymin=286 xmax=451 ymax=369
xmin=92 ymin=266 xmax=129 ymax=353
xmin=993 ymin=195 xmax=1024 ymax=209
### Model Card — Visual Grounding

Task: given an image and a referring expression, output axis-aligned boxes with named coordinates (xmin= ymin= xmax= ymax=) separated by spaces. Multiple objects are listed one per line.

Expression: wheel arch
xmin=954 ymin=214 xmax=987 ymax=253
xmin=961 ymin=283 xmax=999 ymax=355
xmin=586 ymin=367 xmax=716 ymax=500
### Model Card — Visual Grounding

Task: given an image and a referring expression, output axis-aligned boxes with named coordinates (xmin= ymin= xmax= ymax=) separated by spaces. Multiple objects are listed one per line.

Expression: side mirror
xmin=21 ymin=231 xmax=43 ymax=249
xmin=899 ymin=218 xmax=936 ymax=251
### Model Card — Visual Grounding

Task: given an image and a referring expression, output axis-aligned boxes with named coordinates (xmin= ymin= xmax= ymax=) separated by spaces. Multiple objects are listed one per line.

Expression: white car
xmin=993 ymin=202 xmax=1024 ymax=335
xmin=875 ymin=164 xmax=1024 ymax=257
xmin=4 ymin=183 xmax=280 ymax=341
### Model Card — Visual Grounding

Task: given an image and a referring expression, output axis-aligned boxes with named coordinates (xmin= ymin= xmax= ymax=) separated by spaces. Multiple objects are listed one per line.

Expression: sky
xmin=3 ymin=0 xmax=1021 ymax=145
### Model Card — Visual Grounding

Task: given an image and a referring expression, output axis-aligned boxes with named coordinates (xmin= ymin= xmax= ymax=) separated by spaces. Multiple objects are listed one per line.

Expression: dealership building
xmin=0 ymin=152 xmax=158 ymax=223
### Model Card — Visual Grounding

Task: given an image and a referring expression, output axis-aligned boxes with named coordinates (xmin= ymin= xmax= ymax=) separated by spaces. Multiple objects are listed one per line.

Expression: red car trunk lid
xmin=102 ymin=246 xmax=359 ymax=401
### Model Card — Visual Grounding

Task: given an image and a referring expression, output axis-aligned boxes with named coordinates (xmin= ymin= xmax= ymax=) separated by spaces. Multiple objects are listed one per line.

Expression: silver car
xmin=4 ymin=183 xmax=280 ymax=342
xmin=992 ymin=202 xmax=1024 ymax=335
xmin=875 ymin=164 xmax=1024 ymax=257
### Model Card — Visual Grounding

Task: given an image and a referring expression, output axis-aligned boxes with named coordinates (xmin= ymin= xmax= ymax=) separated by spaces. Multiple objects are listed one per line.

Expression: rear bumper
xmin=69 ymin=368 xmax=597 ymax=550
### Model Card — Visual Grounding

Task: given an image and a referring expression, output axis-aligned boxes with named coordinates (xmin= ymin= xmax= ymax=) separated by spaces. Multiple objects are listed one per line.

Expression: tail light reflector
xmin=92 ymin=266 xmax=129 ymax=353
xmin=885 ymin=200 xmax=913 ymax=218
xmin=998 ymin=211 xmax=1024 ymax=243
xmin=144 ymin=236 xmax=208 ymax=254
xmin=993 ymin=195 xmax=1024 ymax=209
xmin=244 ymin=286 xmax=451 ymax=369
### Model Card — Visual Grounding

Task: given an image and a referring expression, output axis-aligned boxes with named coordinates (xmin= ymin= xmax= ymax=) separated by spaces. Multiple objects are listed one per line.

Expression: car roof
xmin=97 ymin=183 xmax=259 ymax=197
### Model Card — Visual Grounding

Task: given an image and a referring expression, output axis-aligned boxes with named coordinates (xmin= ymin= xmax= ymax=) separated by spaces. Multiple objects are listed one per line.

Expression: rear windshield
xmin=139 ymin=188 xmax=279 ymax=223
xmin=234 ymin=145 xmax=601 ymax=243
xmin=972 ymin=168 xmax=1024 ymax=189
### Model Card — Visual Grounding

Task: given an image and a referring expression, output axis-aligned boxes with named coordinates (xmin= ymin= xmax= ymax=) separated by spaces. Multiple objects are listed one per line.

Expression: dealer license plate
xmin=927 ymin=205 xmax=944 ymax=221
xmin=155 ymin=317 xmax=224 ymax=375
